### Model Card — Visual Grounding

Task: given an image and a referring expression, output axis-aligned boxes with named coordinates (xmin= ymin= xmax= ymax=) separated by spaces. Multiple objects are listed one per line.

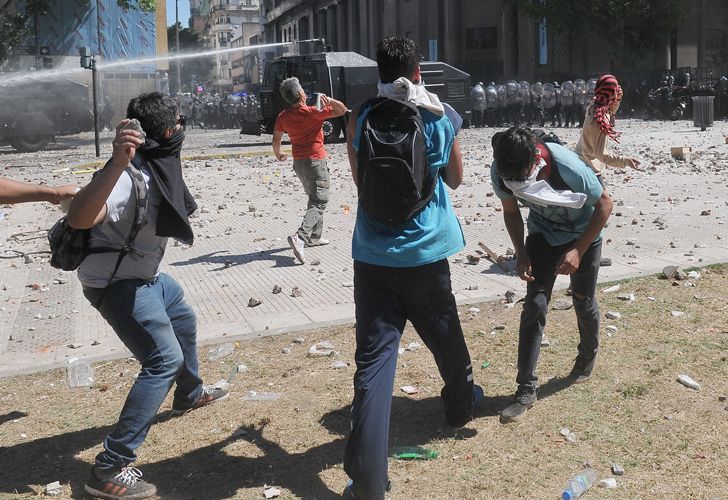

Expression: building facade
xmin=260 ymin=0 xmax=728 ymax=84
xmin=190 ymin=0 xmax=262 ymax=91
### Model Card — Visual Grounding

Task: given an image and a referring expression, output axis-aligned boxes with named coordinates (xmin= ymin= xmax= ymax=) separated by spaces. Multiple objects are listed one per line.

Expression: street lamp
xmin=80 ymin=47 xmax=101 ymax=157
xmin=176 ymin=0 xmax=182 ymax=94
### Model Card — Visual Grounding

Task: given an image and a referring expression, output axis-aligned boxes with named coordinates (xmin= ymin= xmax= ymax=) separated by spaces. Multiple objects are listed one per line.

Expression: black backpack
xmin=48 ymin=160 xmax=148 ymax=284
xmin=356 ymin=98 xmax=436 ymax=228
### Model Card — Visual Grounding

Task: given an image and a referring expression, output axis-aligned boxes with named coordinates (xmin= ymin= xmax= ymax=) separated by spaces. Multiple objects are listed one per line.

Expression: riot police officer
xmin=485 ymin=82 xmax=498 ymax=127
xmin=561 ymin=80 xmax=575 ymax=127
xmin=471 ymin=82 xmax=486 ymax=128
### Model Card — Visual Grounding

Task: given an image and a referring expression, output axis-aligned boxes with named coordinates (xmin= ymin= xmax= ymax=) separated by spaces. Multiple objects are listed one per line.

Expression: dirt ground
xmin=1 ymin=265 xmax=727 ymax=499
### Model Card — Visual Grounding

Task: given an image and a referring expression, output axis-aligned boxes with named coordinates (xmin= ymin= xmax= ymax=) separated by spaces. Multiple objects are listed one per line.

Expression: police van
xmin=241 ymin=48 xmax=472 ymax=143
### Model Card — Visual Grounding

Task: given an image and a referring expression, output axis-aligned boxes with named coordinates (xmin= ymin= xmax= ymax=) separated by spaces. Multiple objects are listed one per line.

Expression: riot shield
xmin=519 ymin=81 xmax=531 ymax=105
xmin=543 ymin=82 xmax=556 ymax=109
xmin=560 ymin=81 xmax=574 ymax=106
xmin=506 ymin=80 xmax=520 ymax=105
xmin=587 ymin=78 xmax=598 ymax=98
xmin=497 ymin=84 xmax=507 ymax=109
xmin=574 ymin=79 xmax=587 ymax=106
xmin=485 ymin=85 xmax=498 ymax=110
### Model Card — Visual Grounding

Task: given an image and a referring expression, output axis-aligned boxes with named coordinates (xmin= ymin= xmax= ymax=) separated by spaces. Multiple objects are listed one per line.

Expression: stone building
xmin=190 ymin=0 xmax=263 ymax=91
xmin=260 ymin=0 xmax=728 ymax=83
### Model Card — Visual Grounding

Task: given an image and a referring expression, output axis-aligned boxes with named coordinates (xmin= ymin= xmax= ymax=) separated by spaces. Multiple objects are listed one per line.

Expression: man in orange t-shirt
xmin=272 ymin=77 xmax=347 ymax=264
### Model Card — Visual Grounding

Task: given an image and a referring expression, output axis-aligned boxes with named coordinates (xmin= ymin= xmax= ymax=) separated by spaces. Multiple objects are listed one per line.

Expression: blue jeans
xmin=84 ymin=273 xmax=203 ymax=471
xmin=344 ymin=259 xmax=474 ymax=499
xmin=517 ymin=234 xmax=602 ymax=394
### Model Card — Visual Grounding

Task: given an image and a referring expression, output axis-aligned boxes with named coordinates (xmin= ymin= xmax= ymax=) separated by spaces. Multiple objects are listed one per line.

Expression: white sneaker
xmin=307 ymin=238 xmax=329 ymax=247
xmin=287 ymin=234 xmax=306 ymax=264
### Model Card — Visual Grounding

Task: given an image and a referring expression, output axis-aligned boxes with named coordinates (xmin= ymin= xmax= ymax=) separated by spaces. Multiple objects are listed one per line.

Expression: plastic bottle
xmin=208 ymin=342 xmax=235 ymax=361
xmin=562 ymin=467 xmax=598 ymax=500
xmin=389 ymin=446 xmax=439 ymax=460
xmin=242 ymin=391 xmax=281 ymax=401
xmin=66 ymin=359 xmax=95 ymax=388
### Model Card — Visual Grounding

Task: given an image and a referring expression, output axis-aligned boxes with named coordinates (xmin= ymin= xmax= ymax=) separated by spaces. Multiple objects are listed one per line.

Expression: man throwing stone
xmin=272 ymin=77 xmax=347 ymax=264
xmin=490 ymin=127 xmax=613 ymax=423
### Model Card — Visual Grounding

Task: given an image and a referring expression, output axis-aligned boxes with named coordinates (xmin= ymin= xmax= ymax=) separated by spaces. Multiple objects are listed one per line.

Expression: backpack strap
xmin=92 ymin=161 xmax=149 ymax=307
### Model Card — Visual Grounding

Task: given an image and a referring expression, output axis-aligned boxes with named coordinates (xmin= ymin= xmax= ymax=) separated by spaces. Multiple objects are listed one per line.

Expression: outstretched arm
xmin=0 ymin=178 xmax=79 ymax=205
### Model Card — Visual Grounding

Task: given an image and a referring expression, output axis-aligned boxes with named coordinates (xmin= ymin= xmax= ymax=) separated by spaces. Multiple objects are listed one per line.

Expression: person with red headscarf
xmin=575 ymin=74 xmax=641 ymax=188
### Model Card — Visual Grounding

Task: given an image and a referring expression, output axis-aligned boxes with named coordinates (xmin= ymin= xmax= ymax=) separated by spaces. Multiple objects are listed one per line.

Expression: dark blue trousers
xmin=517 ymin=234 xmax=602 ymax=394
xmin=344 ymin=259 xmax=474 ymax=499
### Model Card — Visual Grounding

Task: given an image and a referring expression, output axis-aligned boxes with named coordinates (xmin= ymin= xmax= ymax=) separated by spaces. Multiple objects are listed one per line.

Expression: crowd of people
xmin=470 ymin=73 xmax=728 ymax=129
xmin=0 ymin=36 xmax=655 ymax=499
xmin=176 ymin=91 xmax=259 ymax=130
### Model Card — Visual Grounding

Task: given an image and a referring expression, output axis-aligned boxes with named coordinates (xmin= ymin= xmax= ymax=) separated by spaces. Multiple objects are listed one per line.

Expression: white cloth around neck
xmin=377 ymin=77 xmax=445 ymax=117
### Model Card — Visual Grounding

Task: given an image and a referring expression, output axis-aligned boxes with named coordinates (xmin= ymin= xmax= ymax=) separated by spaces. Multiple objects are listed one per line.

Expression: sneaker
xmin=306 ymin=238 xmax=329 ymax=247
xmin=499 ymin=390 xmax=537 ymax=423
xmin=172 ymin=384 xmax=229 ymax=415
xmin=287 ymin=234 xmax=306 ymax=264
xmin=447 ymin=384 xmax=484 ymax=427
xmin=343 ymin=479 xmax=391 ymax=498
xmin=84 ymin=466 xmax=157 ymax=499
xmin=570 ymin=354 xmax=597 ymax=384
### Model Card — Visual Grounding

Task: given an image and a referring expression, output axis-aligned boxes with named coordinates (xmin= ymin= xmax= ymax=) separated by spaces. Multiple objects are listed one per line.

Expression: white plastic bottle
xmin=562 ymin=467 xmax=598 ymax=500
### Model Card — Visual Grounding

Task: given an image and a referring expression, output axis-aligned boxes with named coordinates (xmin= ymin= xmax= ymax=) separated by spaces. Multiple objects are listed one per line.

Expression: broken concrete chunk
xmin=272 ymin=285 xmax=282 ymax=294
xmin=44 ymin=481 xmax=62 ymax=496
xmin=602 ymin=284 xmax=621 ymax=293
xmin=248 ymin=297 xmax=262 ymax=307
xmin=611 ymin=463 xmax=625 ymax=476
xmin=400 ymin=385 xmax=418 ymax=395
xmin=671 ymin=310 xmax=685 ymax=317
xmin=308 ymin=341 xmax=338 ymax=357
xmin=606 ymin=311 xmax=622 ymax=320
xmin=552 ymin=299 xmax=572 ymax=311
xmin=617 ymin=293 xmax=635 ymax=302
xmin=598 ymin=478 xmax=618 ymax=489
xmin=290 ymin=287 xmax=303 ymax=298
xmin=466 ymin=254 xmax=481 ymax=265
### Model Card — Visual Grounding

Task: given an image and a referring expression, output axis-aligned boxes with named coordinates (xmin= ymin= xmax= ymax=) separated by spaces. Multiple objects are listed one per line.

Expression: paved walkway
xmin=1 ymin=120 xmax=726 ymax=377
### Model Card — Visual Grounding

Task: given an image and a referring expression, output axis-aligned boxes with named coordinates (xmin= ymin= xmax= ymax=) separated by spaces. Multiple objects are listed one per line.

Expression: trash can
xmin=692 ymin=95 xmax=715 ymax=131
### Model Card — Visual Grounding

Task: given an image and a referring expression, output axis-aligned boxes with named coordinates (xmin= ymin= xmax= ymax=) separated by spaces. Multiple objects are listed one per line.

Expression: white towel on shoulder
xmin=377 ymin=77 xmax=445 ymax=117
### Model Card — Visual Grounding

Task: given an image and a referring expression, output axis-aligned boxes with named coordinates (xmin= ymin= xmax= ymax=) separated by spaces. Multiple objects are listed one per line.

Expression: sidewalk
xmin=1 ymin=120 xmax=726 ymax=377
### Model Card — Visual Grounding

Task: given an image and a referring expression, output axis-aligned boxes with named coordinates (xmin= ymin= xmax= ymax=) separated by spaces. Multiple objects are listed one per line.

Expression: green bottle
xmin=390 ymin=446 xmax=439 ymax=460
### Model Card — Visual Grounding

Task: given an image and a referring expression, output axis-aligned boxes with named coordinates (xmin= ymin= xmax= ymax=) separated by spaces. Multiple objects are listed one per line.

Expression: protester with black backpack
xmin=343 ymin=37 xmax=482 ymax=499
xmin=67 ymin=93 xmax=228 ymax=499
xmin=490 ymin=127 xmax=613 ymax=424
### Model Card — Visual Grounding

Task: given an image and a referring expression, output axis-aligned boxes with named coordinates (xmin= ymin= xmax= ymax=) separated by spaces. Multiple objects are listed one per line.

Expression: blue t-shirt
xmin=351 ymin=106 xmax=465 ymax=267
xmin=491 ymin=142 xmax=604 ymax=246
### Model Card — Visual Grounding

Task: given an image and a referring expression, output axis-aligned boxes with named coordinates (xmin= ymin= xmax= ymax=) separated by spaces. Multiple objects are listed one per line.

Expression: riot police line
xmin=470 ymin=71 xmax=728 ymax=128
xmin=176 ymin=92 xmax=260 ymax=130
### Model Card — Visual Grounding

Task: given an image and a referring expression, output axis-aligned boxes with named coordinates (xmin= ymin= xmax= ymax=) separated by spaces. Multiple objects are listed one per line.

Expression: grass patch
xmin=0 ymin=266 xmax=727 ymax=499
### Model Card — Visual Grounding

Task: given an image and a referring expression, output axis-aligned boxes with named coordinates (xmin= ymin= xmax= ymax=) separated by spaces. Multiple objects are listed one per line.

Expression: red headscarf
xmin=592 ymin=74 xmax=621 ymax=143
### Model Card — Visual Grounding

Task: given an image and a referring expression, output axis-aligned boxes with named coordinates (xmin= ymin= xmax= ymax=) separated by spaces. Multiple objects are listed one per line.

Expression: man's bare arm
xmin=0 ymin=178 xmax=79 ymax=205
xmin=346 ymin=104 xmax=360 ymax=187
xmin=441 ymin=138 xmax=463 ymax=189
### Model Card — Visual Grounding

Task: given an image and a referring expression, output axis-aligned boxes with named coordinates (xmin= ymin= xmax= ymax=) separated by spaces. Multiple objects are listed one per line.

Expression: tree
xmin=167 ymin=23 xmax=214 ymax=92
xmin=506 ymin=0 xmax=686 ymax=71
